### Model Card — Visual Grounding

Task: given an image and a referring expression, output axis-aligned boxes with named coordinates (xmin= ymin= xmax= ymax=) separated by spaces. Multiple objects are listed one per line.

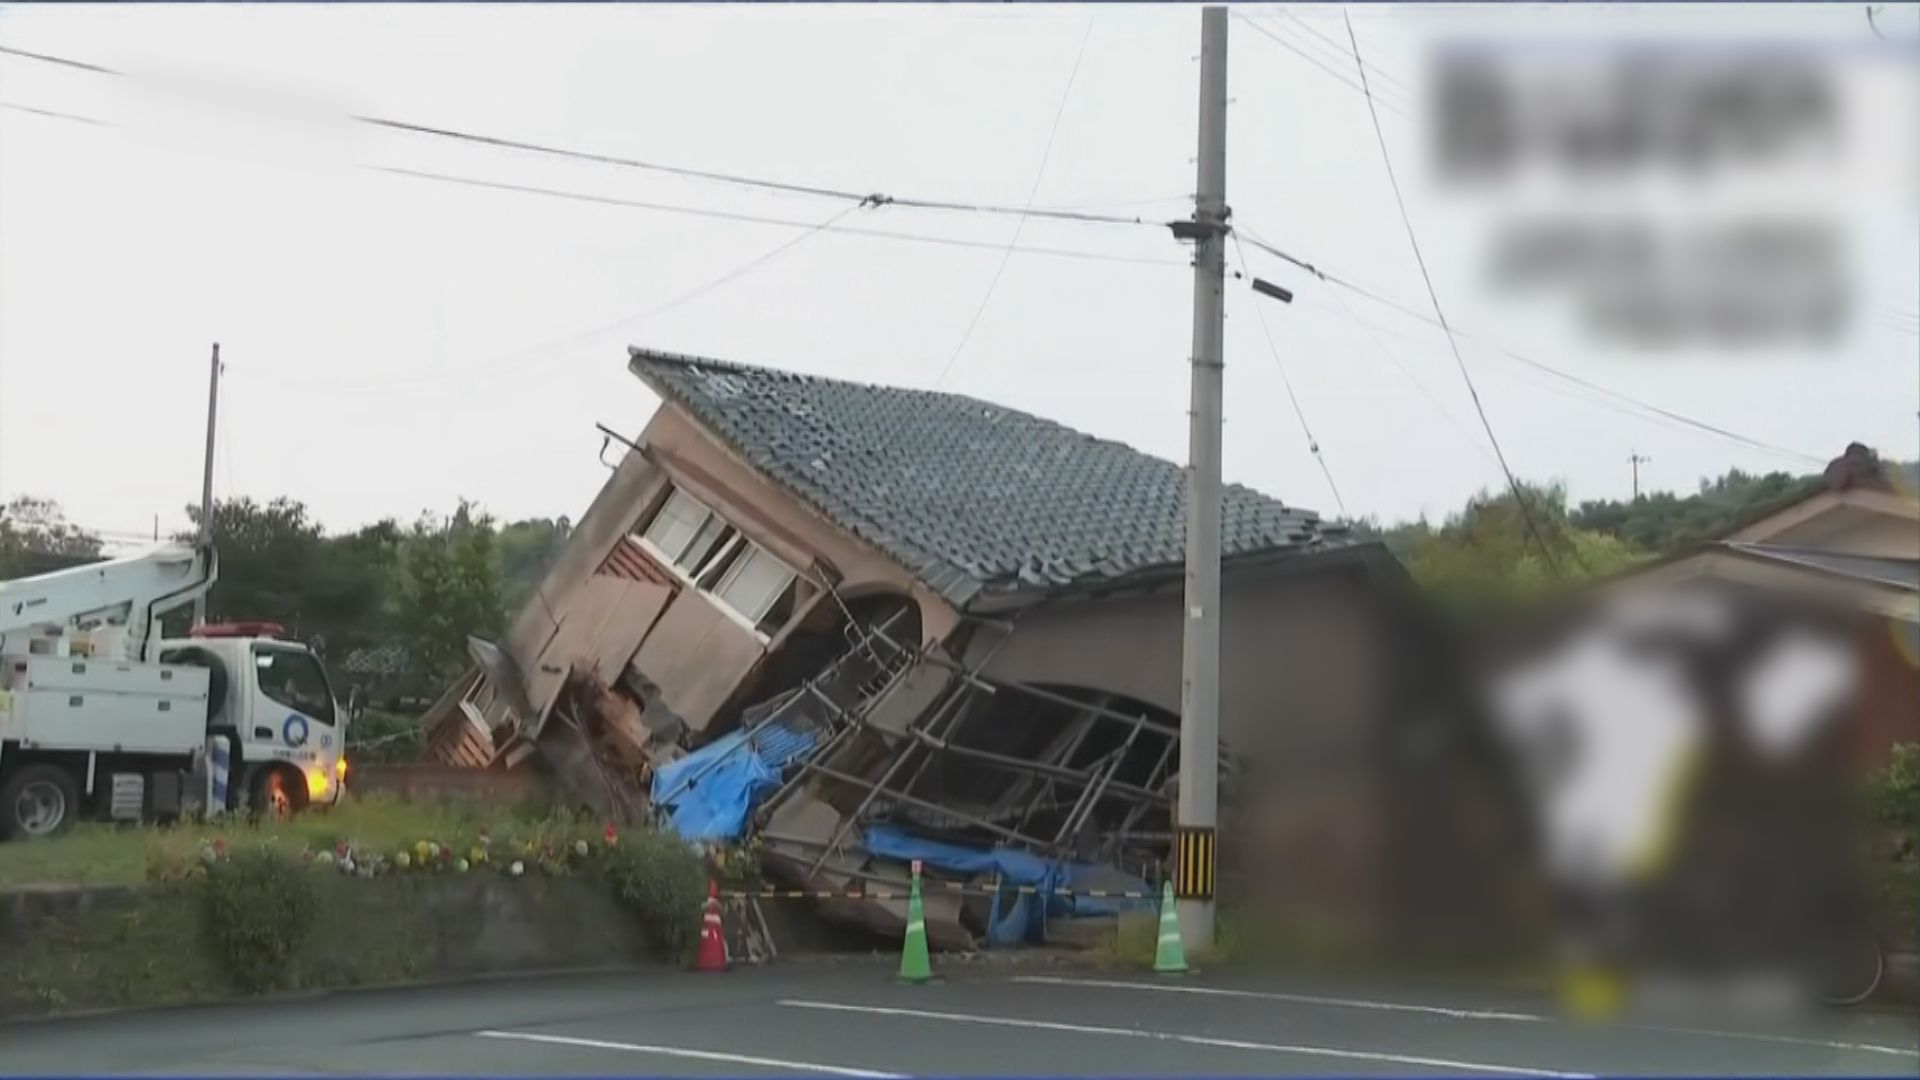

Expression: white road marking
xmin=1632 ymin=1022 xmax=1920 ymax=1059
xmin=476 ymin=1029 xmax=906 ymax=1078
xmin=1013 ymin=974 xmax=1920 ymax=1059
xmin=777 ymin=998 xmax=1588 ymax=1078
xmin=1016 ymin=974 xmax=1550 ymax=1023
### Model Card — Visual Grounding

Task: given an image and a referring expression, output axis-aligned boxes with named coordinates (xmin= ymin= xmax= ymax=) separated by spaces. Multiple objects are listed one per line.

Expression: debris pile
xmin=425 ymin=596 xmax=1171 ymax=950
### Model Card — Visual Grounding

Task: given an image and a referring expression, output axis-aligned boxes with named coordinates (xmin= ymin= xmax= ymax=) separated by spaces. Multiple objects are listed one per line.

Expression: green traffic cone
xmin=1153 ymin=879 xmax=1188 ymax=975
xmin=897 ymin=859 xmax=934 ymax=984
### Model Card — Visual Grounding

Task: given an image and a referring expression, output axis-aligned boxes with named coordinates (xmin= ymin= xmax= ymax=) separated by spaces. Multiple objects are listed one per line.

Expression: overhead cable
xmin=0 ymin=100 xmax=1181 ymax=270
xmin=1274 ymin=11 xmax=1415 ymax=95
xmin=1233 ymin=224 xmax=1826 ymax=468
xmin=1234 ymin=15 xmax=1412 ymax=122
xmin=1231 ymin=234 xmax=1349 ymax=519
xmin=1342 ymin=10 xmax=1569 ymax=578
xmin=935 ymin=19 xmax=1095 ymax=388
xmin=0 ymin=42 xmax=1159 ymax=230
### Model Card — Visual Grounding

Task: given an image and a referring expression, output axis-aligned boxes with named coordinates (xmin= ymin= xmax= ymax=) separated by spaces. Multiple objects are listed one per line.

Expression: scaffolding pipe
xmin=1011 ymin=702 xmax=1105 ymax=836
xmin=804 ymin=680 xmax=974 ymax=879
xmin=796 ymin=759 xmax=1055 ymax=849
xmin=1114 ymin=735 xmax=1179 ymax=838
xmin=865 ymin=625 xmax=1177 ymax=737
xmin=652 ymin=607 xmax=909 ymax=808
xmin=909 ymin=730 xmax=1164 ymax=803
xmin=1054 ymin=713 xmax=1147 ymax=849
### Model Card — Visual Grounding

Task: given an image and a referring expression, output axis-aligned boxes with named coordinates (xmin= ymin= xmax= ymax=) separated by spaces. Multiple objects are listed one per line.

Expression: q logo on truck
xmin=282 ymin=713 xmax=310 ymax=749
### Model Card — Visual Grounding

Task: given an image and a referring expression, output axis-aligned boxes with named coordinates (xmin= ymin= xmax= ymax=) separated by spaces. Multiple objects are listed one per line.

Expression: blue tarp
xmin=652 ymin=719 xmax=817 ymax=843
xmin=862 ymin=824 xmax=1153 ymax=946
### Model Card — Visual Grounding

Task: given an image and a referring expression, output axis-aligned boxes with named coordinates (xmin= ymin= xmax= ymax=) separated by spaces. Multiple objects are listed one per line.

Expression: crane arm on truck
xmin=0 ymin=543 xmax=217 ymax=663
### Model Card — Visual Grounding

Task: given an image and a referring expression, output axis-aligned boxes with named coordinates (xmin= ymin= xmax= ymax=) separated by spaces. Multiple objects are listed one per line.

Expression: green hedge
xmin=601 ymin=829 xmax=707 ymax=963
xmin=1865 ymin=743 xmax=1920 ymax=827
xmin=0 ymin=823 xmax=704 ymax=1017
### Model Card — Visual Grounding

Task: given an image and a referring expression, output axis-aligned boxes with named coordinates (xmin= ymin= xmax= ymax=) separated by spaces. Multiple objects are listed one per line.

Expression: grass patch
xmin=0 ymin=825 xmax=157 ymax=888
xmin=0 ymin=793 xmax=585 ymax=888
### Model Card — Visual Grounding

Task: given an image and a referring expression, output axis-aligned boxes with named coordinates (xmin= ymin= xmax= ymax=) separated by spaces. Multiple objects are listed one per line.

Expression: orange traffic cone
xmin=695 ymin=879 xmax=729 ymax=973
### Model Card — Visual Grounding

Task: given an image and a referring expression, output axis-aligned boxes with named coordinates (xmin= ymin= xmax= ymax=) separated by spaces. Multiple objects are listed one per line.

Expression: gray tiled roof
xmin=1723 ymin=543 xmax=1920 ymax=592
xmin=629 ymin=348 xmax=1349 ymax=610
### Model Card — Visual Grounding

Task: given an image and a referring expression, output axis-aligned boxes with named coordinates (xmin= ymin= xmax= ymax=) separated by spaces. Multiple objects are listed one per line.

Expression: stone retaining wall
xmin=0 ymin=874 xmax=650 ymax=1020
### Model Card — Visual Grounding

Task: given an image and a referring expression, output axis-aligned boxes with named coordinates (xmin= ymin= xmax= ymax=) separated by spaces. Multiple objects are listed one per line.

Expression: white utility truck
xmin=0 ymin=543 xmax=347 ymax=839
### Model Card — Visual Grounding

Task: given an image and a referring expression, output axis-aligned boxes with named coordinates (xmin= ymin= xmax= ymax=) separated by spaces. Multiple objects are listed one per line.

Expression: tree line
xmin=1348 ymin=462 xmax=1888 ymax=614
xmin=4 ymin=457 xmax=1908 ymax=673
xmin=0 ymin=494 xmax=570 ymax=703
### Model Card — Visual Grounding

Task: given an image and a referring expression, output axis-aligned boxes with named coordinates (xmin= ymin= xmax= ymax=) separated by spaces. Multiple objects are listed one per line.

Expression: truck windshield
xmin=253 ymin=646 xmax=336 ymax=726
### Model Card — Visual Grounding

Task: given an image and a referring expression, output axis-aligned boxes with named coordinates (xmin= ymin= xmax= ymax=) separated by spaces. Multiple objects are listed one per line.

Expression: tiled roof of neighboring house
xmin=1722 ymin=543 xmax=1920 ymax=592
xmin=628 ymin=348 xmax=1350 ymax=609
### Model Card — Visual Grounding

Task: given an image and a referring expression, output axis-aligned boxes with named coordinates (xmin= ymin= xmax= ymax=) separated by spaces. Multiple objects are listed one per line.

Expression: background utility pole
xmin=1176 ymin=4 xmax=1228 ymax=952
xmin=1628 ymin=451 xmax=1650 ymax=501
xmin=192 ymin=343 xmax=221 ymax=628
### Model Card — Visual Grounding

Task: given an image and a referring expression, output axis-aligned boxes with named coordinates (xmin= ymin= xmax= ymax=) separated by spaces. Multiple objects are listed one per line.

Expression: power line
xmin=935 ymin=19 xmax=1094 ymax=388
xmin=1234 ymin=223 xmax=1827 ymax=468
xmin=537 ymin=200 xmax=873 ymax=363
xmin=1342 ymin=10 xmax=1569 ymax=579
xmin=371 ymin=165 xmax=1181 ymax=268
xmin=0 ymin=100 xmax=1183 ymax=270
xmin=1323 ymin=281 xmax=1503 ymax=472
xmin=266 ymin=202 xmax=871 ymax=395
xmin=0 ymin=41 xmax=1158 ymax=231
xmin=1273 ymin=11 xmax=1415 ymax=95
xmin=1235 ymin=15 xmax=1412 ymax=122
xmin=1299 ymin=284 xmax=1693 ymax=446
xmin=1230 ymin=234 xmax=1348 ymax=519
xmin=0 ymin=99 xmax=109 ymax=127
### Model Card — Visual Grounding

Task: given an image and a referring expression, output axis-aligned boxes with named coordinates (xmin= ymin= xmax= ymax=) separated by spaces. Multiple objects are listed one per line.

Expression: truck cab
xmin=159 ymin=623 xmax=348 ymax=816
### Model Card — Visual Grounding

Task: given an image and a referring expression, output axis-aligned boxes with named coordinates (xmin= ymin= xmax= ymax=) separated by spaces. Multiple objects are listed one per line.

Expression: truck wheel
xmin=250 ymin=767 xmax=308 ymax=820
xmin=2 ymin=764 xmax=80 ymax=840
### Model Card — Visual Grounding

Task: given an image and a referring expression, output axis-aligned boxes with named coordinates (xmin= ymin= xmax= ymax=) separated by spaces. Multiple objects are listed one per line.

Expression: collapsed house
xmin=420 ymin=348 xmax=1485 ymax=950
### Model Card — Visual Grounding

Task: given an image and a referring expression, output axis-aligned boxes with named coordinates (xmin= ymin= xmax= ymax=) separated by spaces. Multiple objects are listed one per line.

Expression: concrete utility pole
xmin=1628 ymin=451 xmax=1651 ymax=501
xmin=192 ymin=343 xmax=221 ymax=628
xmin=1175 ymin=4 xmax=1228 ymax=952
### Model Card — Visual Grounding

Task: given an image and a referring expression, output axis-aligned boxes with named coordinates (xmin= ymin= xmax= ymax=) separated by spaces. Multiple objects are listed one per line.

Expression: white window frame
xmin=711 ymin=543 xmax=799 ymax=625
xmin=638 ymin=488 xmax=718 ymax=570
xmin=632 ymin=483 xmax=801 ymax=638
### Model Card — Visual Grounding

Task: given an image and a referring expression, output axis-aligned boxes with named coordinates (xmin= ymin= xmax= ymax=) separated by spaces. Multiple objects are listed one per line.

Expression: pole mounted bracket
xmin=1167 ymin=208 xmax=1233 ymax=243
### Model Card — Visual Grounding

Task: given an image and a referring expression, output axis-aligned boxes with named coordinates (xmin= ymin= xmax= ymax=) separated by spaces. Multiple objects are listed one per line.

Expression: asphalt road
xmin=4 ymin=963 xmax=1917 ymax=1077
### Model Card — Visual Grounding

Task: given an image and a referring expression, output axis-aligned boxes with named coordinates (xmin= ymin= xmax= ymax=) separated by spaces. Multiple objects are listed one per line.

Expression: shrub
xmin=348 ymin=709 xmax=424 ymax=764
xmin=708 ymin=837 xmax=762 ymax=889
xmin=1864 ymin=743 xmax=1920 ymax=827
xmin=601 ymin=829 xmax=707 ymax=962
xmin=197 ymin=848 xmax=319 ymax=992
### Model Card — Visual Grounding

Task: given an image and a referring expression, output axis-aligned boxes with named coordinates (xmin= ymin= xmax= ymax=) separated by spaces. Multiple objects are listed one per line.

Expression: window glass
xmin=755 ymin=577 xmax=800 ymax=636
xmin=677 ymin=515 xmax=732 ymax=575
xmin=694 ymin=531 xmax=747 ymax=588
xmin=641 ymin=489 xmax=712 ymax=562
xmin=253 ymin=646 xmax=337 ymax=726
xmin=715 ymin=546 xmax=797 ymax=624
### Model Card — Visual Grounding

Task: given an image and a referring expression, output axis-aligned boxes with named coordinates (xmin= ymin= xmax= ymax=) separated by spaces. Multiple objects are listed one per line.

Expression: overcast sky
xmin=1 ymin=3 xmax=1914 ymax=548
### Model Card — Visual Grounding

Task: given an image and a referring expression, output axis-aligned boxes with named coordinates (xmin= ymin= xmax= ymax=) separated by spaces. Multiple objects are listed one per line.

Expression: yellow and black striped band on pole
xmin=1174 ymin=826 xmax=1216 ymax=900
